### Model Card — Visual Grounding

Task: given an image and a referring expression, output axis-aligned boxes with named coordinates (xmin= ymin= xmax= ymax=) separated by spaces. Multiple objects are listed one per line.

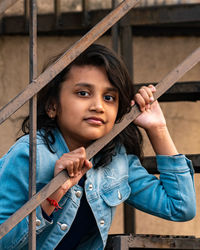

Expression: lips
xmin=84 ymin=116 xmax=105 ymax=125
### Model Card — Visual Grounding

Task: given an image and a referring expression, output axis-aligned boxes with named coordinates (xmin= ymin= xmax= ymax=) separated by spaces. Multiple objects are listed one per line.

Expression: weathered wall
xmin=0 ymin=35 xmax=200 ymax=237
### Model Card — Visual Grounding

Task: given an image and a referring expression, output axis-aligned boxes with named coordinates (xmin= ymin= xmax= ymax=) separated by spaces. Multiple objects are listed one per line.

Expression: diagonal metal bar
xmin=0 ymin=0 xmax=19 ymax=18
xmin=0 ymin=0 xmax=140 ymax=125
xmin=0 ymin=46 xmax=199 ymax=240
xmin=85 ymin=47 xmax=200 ymax=160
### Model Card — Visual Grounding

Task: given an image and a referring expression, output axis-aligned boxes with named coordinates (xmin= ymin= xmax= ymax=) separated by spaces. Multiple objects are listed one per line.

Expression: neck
xmin=63 ymin=134 xmax=92 ymax=152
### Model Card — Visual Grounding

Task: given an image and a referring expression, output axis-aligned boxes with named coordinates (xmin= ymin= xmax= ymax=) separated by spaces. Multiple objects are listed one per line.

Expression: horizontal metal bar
xmin=1 ymin=4 xmax=200 ymax=36
xmin=0 ymin=46 xmax=199 ymax=239
xmin=134 ymin=81 xmax=200 ymax=102
xmin=0 ymin=0 xmax=140 ymax=125
xmin=0 ymin=0 xmax=19 ymax=18
xmin=106 ymin=234 xmax=200 ymax=249
xmin=126 ymin=3 xmax=200 ymax=26
xmin=143 ymin=154 xmax=200 ymax=174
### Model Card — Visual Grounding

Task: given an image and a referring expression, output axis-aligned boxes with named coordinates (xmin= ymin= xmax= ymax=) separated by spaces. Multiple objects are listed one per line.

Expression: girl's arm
xmin=0 ymin=144 xmax=92 ymax=249
xmin=127 ymin=153 xmax=196 ymax=221
xmin=0 ymin=143 xmax=51 ymax=250
xmin=129 ymin=85 xmax=196 ymax=221
xmin=133 ymin=85 xmax=178 ymax=155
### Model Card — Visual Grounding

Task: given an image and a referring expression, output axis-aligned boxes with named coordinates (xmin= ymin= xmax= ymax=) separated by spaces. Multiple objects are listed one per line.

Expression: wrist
xmin=146 ymin=125 xmax=178 ymax=155
xmin=146 ymin=124 xmax=168 ymax=137
xmin=41 ymin=186 xmax=68 ymax=216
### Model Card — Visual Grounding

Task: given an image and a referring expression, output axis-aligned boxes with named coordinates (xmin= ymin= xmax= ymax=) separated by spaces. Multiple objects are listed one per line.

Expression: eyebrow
xmin=75 ymin=83 xmax=118 ymax=92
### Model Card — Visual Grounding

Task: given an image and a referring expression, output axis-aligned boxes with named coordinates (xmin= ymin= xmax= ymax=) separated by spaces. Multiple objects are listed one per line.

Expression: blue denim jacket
xmin=0 ymin=128 xmax=196 ymax=249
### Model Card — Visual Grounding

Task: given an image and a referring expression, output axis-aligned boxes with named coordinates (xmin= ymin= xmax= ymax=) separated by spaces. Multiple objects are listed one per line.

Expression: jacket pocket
xmin=100 ymin=180 xmax=131 ymax=207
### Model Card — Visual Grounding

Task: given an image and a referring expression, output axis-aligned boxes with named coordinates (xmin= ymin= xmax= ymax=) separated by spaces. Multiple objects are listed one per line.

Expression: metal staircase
xmin=0 ymin=1 xmax=200 ymax=249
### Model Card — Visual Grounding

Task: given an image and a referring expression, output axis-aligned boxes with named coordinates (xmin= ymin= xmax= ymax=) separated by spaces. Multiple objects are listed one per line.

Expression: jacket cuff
xmin=25 ymin=205 xmax=53 ymax=234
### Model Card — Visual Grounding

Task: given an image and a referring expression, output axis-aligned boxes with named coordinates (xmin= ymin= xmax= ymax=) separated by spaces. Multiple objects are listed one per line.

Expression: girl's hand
xmin=54 ymin=147 xmax=92 ymax=191
xmin=41 ymin=147 xmax=92 ymax=216
xmin=132 ymin=85 xmax=166 ymax=131
xmin=131 ymin=85 xmax=178 ymax=156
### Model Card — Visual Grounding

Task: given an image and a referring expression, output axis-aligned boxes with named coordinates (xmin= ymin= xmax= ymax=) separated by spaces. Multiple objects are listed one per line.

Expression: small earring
xmin=49 ymin=113 xmax=55 ymax=120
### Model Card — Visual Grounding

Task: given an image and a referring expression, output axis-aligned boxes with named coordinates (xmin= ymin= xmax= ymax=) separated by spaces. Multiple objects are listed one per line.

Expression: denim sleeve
xmin=126 ymin=154 xmax=196 ymax=221
xmin=0 ymin=142 xmax=52 ymax=250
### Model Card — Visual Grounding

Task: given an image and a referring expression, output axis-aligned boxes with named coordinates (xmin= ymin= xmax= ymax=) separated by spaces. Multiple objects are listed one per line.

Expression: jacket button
xmin=88 ymin=184 xmax=93 ymax=190
xmin=100 ymin=220 xmax=105 ymax=226
xmin=75 ymin=190 xmax=82 ymax=198
xmin=60 ymin=224 xmax=68 ymax=231
xmin=36 ymin=219 xmax=41 ymax=226
xmin=118 ymin=190 xmax=122 ymax=200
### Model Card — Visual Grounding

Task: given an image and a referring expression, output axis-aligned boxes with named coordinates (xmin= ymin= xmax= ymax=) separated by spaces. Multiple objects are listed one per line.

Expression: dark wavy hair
xmin=22 ymin=44 xmax=143 ymax=168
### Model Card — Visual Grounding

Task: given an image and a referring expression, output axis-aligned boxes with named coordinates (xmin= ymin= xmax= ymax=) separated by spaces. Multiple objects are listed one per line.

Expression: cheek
xmin=110 ymin=107 xmax=119 ymax=125
xmin=114 ymin=104 xmax=119 ymax=120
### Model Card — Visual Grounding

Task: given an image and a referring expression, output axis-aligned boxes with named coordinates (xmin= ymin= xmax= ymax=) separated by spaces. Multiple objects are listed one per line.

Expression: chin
xmin=84 ymin=133 xmax=105 ymax=141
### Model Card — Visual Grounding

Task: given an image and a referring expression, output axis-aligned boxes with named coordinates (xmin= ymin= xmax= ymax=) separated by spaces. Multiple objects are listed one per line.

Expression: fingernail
xmin=149 ymin=96 xmax=154 ymax=102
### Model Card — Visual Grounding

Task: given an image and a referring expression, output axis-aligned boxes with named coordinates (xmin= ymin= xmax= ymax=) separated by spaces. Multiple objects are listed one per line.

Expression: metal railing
xmin=1 ymin=0 xmax=200 ymax=18
xmin=0 ymin=0 xmax=141 ymax=249
xmin=0 ymin=1 xmax=200 ymax=249
xmin=138 ymin=0 xmax=200 ymax=6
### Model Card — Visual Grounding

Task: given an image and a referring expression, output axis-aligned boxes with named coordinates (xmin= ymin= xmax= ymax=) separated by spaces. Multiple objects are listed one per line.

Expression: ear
xmin=46 ymin=103 xmax=57 ymax=119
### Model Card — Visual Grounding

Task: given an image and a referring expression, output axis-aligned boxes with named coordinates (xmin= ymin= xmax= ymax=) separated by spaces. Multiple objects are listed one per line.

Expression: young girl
xmin=0 ymin=44 xmax=196 ymax=250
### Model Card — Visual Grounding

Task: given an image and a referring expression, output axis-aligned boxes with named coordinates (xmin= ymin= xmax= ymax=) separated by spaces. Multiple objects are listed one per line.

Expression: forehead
xmin=68 ymin=64 xmax=106 ymax=78
xmin=65 ymin=64 xmax=115 ymax=89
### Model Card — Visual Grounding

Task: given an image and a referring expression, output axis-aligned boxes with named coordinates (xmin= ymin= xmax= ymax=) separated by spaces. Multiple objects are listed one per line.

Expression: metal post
xmin=28 ymin=0 xmax=37 ymax=249
xmin=120 ymin=13 xmax=133 ymax=80
xmin=111 ymin=0 xmax=119 ymax=53
xmin=120 ymin=11 xmax=135 ymax=234
xmin=54 ymin=0 xmax=61 ymax=28
xmin=24 ymin=0 xmax=29 ymax=32
xmin=112 ymin=235 xmax=129 ymax=250
xmin=82 ymin=0 xmax=89 ymax=27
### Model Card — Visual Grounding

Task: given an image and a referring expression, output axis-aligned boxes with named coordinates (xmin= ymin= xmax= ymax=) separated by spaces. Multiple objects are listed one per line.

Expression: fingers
xmin=60 ymin=159 xmax=92 ymax=191
xmin=134 ymin=85 xmax=156 ymax=112
xmin=54 ymin=147 xmax=92 ymax=178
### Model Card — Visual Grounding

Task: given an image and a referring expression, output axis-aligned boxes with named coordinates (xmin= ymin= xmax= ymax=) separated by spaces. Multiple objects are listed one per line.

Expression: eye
xmin=104 ymin=95 xmax=115 ymax=102
xmin=77 ymin=91 xmax=89 ymax=97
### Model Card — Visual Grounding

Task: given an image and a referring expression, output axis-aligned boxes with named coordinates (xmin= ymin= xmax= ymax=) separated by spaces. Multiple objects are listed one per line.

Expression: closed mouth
xmin=84 ymin=117 xmax=105 ymax=125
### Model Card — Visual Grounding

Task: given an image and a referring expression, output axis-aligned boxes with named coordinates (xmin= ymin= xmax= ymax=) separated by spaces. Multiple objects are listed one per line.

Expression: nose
xmin=89 ymin=96 xmax=104 ymax=113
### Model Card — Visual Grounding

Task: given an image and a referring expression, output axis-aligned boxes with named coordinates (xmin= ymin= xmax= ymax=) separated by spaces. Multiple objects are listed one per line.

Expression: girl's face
xmin=54 ymin=65 xmax=119 ymax=151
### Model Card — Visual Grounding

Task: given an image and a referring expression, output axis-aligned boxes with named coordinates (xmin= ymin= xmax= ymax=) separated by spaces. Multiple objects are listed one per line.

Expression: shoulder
xmin=114 ymin=145 xmax=140 ymax=166
xmin=4 ymin=132 xmax=46 ymax=155
xmin=0 ymin=131 xmax=52 ymax=169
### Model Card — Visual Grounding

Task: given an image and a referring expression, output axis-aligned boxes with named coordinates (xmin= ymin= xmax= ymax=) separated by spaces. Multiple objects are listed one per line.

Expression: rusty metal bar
xmin=0 ymin=0 xmax=140 ymax=125
xmin=0 ymin=0 xmax=19 ymax=18
xmin=1 ymin=4 xmax=200 ymax=36
xmin=0 ymin=46 xmax=199 ymax=239
xmin=134 ymin=81 xmax=200 ymax=102
xmin=106 ymin=234 xmax=200 ymax=249
xmin=82 ymin=0 xmax=90 ymax=27
xmin=28 ymin=0 xmax=37 ymax=249
xmin=119 ymin=11 xmax=135 ymax=234
xmin=120 ymin=13 xmax=133 ymax=80
xmin=24 ymin=0 xmax=29 ymax=32
xmin=111 ymin=0 xmax=119 ymax=52
xmin=142 ymin=154 xmax=200 ymax=174
xmin=54 ymin=0 xmax=61 ymax=27
xmin=112 ymin=235 xmax=129 ymax=250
